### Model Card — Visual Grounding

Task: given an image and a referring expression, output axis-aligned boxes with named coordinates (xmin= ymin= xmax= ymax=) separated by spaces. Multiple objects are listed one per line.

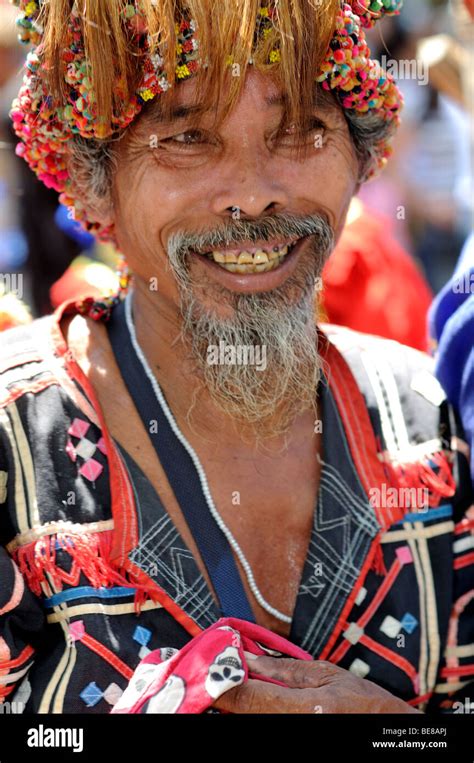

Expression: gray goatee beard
xmin=167 ymin=214 xmax=334 ymax=440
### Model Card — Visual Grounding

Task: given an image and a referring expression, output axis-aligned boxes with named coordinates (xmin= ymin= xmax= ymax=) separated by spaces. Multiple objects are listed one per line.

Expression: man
xmin=0 ymin=0 xmax=472 ymax=714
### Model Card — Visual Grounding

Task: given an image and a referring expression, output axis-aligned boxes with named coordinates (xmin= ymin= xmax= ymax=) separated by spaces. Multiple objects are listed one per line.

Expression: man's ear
xmin=65 ymin=178 xmax=115 ymax=231
xmin=68 ymin=192 xmax=115 ymax=231
xmin=65 ymin=142 xmax=116 ymax=231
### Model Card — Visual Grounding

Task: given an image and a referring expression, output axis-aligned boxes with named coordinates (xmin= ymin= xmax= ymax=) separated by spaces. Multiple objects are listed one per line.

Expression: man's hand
xmin=212 ymin=655 xmax=422 ymax=714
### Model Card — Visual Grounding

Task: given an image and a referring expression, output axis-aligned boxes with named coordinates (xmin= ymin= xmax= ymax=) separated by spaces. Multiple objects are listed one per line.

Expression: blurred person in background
xmin=360 ymin=0 xmax=470 ymax=294
xmin=0 ymin=0 xmax=28 ymax=327
xmin=321 ymin=196 xmax=433 ymax=350
xmin=428 ymin=0 xmax=474 ymax=488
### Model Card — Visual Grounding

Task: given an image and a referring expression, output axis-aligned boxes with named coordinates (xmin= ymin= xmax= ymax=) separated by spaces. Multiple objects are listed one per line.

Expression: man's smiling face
xmin=110 ymin=69 xmax=360 ymax=435
xmin=112 ymin=68 xmax=358 ymax=308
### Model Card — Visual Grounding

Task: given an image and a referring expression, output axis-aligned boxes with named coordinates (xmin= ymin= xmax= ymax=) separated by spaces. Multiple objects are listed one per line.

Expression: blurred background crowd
xmin=0 ymin=0 xmax=472 ymax=355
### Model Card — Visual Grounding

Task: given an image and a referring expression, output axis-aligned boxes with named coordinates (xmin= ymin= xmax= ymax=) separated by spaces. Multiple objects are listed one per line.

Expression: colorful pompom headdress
xmin=10 ymin=0 xmax=404 ymax=244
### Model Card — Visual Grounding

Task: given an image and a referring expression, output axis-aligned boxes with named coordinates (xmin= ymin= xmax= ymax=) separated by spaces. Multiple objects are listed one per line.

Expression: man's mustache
xmin=167 ymin=212 xmax=334 ymax=262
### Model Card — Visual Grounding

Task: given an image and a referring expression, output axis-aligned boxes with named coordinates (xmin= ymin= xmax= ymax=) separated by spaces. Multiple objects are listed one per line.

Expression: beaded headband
xmin=10 ymin=0 xmax=404 ymax=246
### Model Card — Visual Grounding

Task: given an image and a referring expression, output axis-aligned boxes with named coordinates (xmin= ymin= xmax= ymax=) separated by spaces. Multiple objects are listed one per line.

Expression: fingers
xmin=211 ymin=660 xmax=420 ymax=714
xmin=211 ymin=657 xmax=343 ymax=713
xmin=247 ymin=655 xmax=341 ymax=689
xmin=212 ymin=678 xmax=300 ymax=714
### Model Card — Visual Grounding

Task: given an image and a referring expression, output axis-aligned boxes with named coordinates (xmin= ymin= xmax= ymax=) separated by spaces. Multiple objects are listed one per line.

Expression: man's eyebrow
xmin=165 ymin=103 xmax=211 ymax=120
xmin=151 ymin=94 xmax=288 ymax=120
xmin=146 ymin=87 xmax=336 ymax=122
xmin=171 ymin=94 xmax=288 ymax=115
xmin=263 ymin=91 xmax=338 ymax=113
xmin=144 ymin=101 xmax=211 ymax=123
xmin=265 ymin=93 xmax=287 ymax=108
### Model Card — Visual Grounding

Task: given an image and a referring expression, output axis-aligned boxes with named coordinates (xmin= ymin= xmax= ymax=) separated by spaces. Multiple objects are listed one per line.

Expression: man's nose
xmin=208 ymin=148 xmax=291 ymax=219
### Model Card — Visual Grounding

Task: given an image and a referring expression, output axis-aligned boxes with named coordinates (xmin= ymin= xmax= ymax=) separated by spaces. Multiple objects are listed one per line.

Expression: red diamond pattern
xmin=68 ymin=418 xmax=90 ymax=438
xmin=79 ymin=458 xmax=104 ymax=482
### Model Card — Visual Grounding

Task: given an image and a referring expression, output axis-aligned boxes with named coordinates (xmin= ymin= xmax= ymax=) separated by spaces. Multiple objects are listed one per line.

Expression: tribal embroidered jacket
xmin=0 ymin=300 xmax=472 ymax=714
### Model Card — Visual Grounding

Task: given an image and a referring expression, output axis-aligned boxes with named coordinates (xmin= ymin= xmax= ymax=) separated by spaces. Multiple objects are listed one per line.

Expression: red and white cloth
xmin=111 ymin=617 xmax=313 ymax=714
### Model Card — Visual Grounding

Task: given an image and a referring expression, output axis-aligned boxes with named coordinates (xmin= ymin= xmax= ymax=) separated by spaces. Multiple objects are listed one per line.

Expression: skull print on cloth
xmin=205 ymin=646 xmax=246 ymax=699
xmin=112 ymin=617 xmax=313 ymax=714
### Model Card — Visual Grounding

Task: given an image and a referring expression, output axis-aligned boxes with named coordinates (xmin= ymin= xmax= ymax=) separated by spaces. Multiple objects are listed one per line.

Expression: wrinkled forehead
xmin=139 ymin=69 xmax=341 ymax=128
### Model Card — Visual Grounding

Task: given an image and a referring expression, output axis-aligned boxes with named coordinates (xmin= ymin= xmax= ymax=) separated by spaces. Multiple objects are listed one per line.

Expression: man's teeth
xmin=205 ymin=243 xmax=293 ymax=273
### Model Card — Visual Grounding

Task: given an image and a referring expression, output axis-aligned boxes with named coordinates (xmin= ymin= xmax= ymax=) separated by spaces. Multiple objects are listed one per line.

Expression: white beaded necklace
xmin=124 ymin=290 xmax=292 ymax=624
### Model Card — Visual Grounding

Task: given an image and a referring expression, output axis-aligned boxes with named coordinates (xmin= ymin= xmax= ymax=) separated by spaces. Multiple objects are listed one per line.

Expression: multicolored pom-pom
xmin=316 ymin=2 xmax=403 ymax=134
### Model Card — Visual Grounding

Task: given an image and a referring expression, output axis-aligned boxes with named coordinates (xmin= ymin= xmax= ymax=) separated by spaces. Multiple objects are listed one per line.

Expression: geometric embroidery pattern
xmin=80 ymin=681 xmax=103 ymax=707
xmin=80 ymin=680 xmax=123 ymax=707
xmin=380 ymin=615 xmax=402 ymax=639
xmin=289 ymin=378 xmax=381 ymax=657
xmin=120 ymin=444 xmax=219 ymax=631
xmin=349 ymin=657 xmax=370 ymax=677
xmin=66 ymin=417 xmax=107 ymax=483
xmin=400 ymin=612 xmax=418 ymax=634
xmin=133 ymin=626 xmax=152 ymax=647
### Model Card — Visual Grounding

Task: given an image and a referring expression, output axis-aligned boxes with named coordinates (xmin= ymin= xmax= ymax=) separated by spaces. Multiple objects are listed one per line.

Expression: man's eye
xmin=167 ymin=129 xmax=207 ymax=145
xmin=151 ymin=127 xmax=215 ymax=166
xmin=276 ymin=118 xmax=326 ymax=145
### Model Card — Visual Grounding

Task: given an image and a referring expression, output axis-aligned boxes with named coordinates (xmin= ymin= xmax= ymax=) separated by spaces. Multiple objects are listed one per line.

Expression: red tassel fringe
xmin=13 ymin=529 xmax=161 ymax=614
xmin=369 ymin=446 xmax=456 ymax=577
xmin=380 ymin=449 xmax=456 ymax=509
